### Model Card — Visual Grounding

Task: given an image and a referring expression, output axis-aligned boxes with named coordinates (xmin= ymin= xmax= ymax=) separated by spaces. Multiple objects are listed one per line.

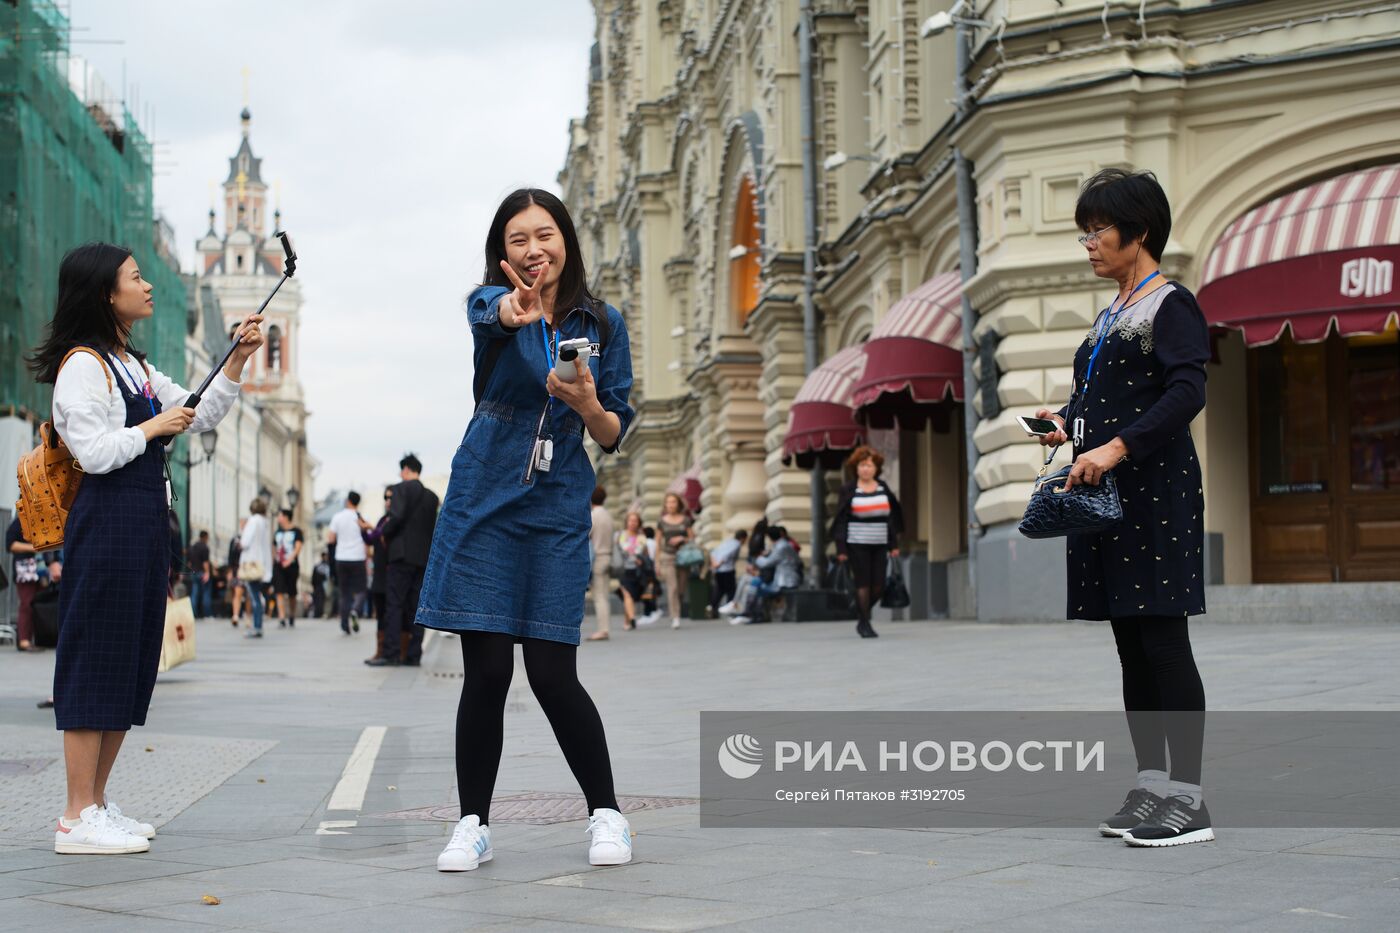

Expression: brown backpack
xmin=15 ymin=347 xmax=115 ymax=552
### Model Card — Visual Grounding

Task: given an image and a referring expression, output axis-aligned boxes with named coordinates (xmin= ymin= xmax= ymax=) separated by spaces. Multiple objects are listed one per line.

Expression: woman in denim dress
xmin=417 ymin=189 xmax=636 ymax=873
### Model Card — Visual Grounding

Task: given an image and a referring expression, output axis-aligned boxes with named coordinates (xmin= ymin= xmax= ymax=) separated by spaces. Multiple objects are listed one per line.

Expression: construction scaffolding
xmin=1 ymin=0 xmax=188 ymax=506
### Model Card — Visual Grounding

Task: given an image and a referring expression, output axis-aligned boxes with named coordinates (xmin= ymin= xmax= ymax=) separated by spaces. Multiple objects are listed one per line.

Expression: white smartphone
xmin=1017 ymin=415 xmax=1063 ymax=437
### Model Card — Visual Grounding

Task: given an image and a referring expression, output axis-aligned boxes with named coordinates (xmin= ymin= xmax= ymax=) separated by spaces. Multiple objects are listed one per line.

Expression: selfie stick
xmin=159 ymin=232 xmax=296 ymax=448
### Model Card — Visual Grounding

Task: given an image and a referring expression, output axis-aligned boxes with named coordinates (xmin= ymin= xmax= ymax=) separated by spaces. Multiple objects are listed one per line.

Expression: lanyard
xmin=539 ymin=320 xmax=556 ymax=418
xmin=112 ymin=354 xmax=158 ymax=419
xmin=1082 ymin=270 xmax=1159 ymax=388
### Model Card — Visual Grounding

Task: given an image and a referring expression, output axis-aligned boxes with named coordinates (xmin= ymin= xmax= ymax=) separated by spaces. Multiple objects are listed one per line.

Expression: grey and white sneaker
xmin=586 ymin=808 xmax=633 ymax=865
xmin=104 ymin=801 xmax=156 ymax=840
xmin=1122 ymin=795 xmax=1215 ymax=847
xmin=437 ymin=814 xmax=492 ymax=871
xmin=54 ymin=804 xmax=150 ymax=855
xmin=1098 ymin=787 xmax=1165 ymax=837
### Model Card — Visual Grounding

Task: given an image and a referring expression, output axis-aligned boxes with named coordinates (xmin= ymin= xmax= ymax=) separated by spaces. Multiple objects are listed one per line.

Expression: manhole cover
xmin=0 ymin=758 xmax=55 ymax=776
xmin=377 ymin=792 xmax=697 ymax=825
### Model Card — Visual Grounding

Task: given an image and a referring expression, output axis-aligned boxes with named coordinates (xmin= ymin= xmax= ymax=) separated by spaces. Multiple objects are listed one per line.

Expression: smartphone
xmin=1017 ymin=415 xmax=1063 ymax=437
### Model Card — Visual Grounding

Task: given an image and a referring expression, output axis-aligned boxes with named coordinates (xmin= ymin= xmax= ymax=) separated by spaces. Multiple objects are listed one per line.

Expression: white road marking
xmin=316 ymin=820 xmax=357 ymax=835
xmin=1287 ymin=908 xmax=1352 ymax=919
xmin=327 ymin=725 xmax=387 ymax=812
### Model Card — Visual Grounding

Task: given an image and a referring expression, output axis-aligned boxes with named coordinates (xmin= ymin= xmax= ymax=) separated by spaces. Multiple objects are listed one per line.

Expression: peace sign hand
xmin=498 ymin=260 xmax=549 ymax=328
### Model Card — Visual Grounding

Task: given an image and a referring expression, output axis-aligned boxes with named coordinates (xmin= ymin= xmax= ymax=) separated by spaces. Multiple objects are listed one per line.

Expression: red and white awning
xmin=852 ymin=269 xmax=965 ymax=429
xmin=782 ymin=345 xmax=868 ymax=470
xmin=1198 ymin=164 xmax=1400 ymax=345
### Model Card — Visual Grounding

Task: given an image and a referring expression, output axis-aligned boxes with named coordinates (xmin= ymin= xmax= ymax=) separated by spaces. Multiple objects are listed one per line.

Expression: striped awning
xmin=1198 ymin=164 xmax=1400 ymax=345
xmin=782 ymin=345 xmax=869 ymax=470
xmin=852 ymin=269 xmax=965 ymax=429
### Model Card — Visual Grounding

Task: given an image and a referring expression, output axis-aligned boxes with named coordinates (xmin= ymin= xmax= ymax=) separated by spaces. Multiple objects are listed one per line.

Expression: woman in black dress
xmin=1032 ymin=169 xmax=1213 ymax=847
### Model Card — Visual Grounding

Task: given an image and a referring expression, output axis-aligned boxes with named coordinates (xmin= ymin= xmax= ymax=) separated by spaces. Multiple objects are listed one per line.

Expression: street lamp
xmin=286 ymin=486 xmax=299 ymax=512
xmin=258 ymin=485 xmax=273 ymax=508
xmin=822 ymin=151 xmax=881 ymax=172
xmin=920 ymin=1 xmax=990 ymax=38
xmin=181 ymin=429 xmax=218 ymax=558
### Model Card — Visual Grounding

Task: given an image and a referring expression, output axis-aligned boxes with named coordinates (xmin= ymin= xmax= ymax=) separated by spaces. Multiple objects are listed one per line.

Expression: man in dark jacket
xmin=366 ymin=453 xmax=439 ymax=667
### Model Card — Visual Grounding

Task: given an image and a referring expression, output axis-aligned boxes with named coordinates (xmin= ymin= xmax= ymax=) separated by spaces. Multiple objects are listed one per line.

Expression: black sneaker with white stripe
xmin=1122 ymin=794 xmax=1215 ymax=847
xmin=1098 ymin=787 xmax=1165 ymax=837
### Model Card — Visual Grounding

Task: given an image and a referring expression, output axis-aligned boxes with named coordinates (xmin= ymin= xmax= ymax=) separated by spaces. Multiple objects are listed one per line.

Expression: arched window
xmin=730 ymin=174 xmax=761 ymax=324
xmin=266 ymin=324 xmax=282 ymax=371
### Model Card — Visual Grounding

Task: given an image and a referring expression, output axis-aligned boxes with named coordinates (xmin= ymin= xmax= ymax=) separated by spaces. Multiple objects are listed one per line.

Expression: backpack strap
xmin=49 ymin=347 xmax=114 ymax=450
xmin=471 ymin=302 xmax=613 ymax=407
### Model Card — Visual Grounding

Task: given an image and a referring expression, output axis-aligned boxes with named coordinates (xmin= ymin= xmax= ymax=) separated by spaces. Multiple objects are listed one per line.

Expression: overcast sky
xmin=70 ymin=1 xmax=596 ymax=502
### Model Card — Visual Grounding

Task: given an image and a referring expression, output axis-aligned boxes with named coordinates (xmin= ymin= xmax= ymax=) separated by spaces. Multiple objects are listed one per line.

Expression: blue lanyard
xmin=540 ymin=320 xmax=555 ymax=416
xmin=1082 ymin=271 xmax=1160 ymax=387
xmin=113 ymin=354 xmax=158 ymax=419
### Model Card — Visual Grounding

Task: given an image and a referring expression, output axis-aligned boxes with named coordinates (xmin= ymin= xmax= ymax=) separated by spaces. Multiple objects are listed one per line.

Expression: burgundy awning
xmin=852 ymin=270 xmax=964 ymax=429
xmin=1198 ymin=164 xmax=1400 ymax=346
xmin=665 ymin=462 xmax=702 ymax=513
xmin=782 ymin=345 xmax=869 ymax=470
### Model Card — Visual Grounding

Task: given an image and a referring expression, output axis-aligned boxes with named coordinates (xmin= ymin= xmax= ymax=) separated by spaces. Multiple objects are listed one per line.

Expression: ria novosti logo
xmin=718 ymin=733 xmax=764 ymax=779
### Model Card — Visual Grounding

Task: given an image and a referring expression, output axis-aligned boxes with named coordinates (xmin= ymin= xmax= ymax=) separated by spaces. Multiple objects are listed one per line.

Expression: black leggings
xmin=1111 ymin=617 xmax=1206 ymax=784
xmin=846 ymin=544 xmax=887 ymax=625
xmin=456 ymin=631 xmax=619 ymax=824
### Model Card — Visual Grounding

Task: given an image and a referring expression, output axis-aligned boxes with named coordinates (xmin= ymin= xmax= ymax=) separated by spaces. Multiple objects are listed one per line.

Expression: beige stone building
xmin=561 ymin=0 xmax=1400 ymax=621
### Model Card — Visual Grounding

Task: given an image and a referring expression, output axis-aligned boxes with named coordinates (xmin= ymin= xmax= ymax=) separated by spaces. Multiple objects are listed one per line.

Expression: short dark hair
xmin=399 ymin=453 xmax=422 ymax=474
xmin=766 ymin=526 xmax=784 ymax=542
xmin=198 ymin=530 xmax=209 ymax=539
xmin=735 ymin=529 xmax=749 ymax=542
xmin=643 ymin=526 xmax=655 ymax=538
xmin=279 ymin=509 xmax=293 ymax=522
xmin=1074 ymin=168 xmax=1172 ymax=262
xmin=347 ymin=491 xmax=361 ymax=506
xmin=591 ymin=486 xmax=607 ymax=506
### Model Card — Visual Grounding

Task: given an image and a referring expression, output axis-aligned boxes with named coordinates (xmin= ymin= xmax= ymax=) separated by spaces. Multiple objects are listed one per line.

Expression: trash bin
xmin=686 ymin=575 xmax=711 ymax=620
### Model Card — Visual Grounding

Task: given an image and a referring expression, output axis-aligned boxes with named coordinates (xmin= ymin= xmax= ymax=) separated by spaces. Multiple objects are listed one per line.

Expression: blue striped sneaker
xmin=437 ymin=814 xmax=492 ymax=871
xmin=586 ymin=808 xmax=633 ymax=865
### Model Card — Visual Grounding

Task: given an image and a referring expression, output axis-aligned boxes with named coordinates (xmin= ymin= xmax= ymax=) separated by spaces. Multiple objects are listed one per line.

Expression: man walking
xmin=709 ymin=528 xmax=747 ymax=616
xmin=327 ymin=492 xmax=368 ymax=635
xmin=586 ymin=486 xmax=615 ymax=641
xmin=366 ymin=456 xmax=438 ymax=666
xmin=187 ymin=531 xmax=213 ymax=619
xmin=273 ymin=510 xmax=305 ymax=628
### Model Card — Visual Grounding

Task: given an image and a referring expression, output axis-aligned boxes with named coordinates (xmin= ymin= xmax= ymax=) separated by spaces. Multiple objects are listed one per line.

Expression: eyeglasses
xmin=1077 ymin=224 xmax=1116 ymax=247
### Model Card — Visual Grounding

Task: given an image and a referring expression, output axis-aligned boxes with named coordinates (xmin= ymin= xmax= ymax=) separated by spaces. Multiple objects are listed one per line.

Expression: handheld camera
xmin=555 ymin=337 xmax=598 ymax=383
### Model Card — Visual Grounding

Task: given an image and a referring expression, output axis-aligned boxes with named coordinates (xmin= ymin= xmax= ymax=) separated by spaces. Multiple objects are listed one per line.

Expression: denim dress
xmin=415 ymin=286 xmax=634 ymax=645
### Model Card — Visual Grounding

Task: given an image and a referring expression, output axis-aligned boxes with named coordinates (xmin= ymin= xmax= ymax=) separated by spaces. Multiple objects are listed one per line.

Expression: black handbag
xmin=1018 ymin=458 xmax=1124 ymax=539
xmin=827 ymin=558 xmax=856 ymax=611
xmin=880 ymin=557 xmax=911 ymax=609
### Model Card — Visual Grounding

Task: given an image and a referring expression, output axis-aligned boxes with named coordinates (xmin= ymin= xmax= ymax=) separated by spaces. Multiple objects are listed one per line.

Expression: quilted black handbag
xmin=1018 ymin=458 xmax=1124 ymax=539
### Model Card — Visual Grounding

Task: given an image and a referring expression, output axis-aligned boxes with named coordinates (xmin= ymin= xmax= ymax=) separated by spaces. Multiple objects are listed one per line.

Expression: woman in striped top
xmin=830 ymin=446 xmax=904 ymax=638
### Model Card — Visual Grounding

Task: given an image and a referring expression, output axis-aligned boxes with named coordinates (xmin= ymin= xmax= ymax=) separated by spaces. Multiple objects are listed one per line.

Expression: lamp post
xmin=286 ymin=486 xmax=300 ymax=520
xmin=181 ymin=429 xmax=218 ymax=551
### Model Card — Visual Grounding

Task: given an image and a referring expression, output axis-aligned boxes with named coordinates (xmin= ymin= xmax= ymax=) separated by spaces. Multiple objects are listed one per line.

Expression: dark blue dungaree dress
xmin=53 ymin=352 xmax=170 ymax=732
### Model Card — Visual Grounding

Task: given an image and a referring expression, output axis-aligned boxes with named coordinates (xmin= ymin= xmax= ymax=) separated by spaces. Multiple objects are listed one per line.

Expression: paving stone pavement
xmin=2 ymin=612 xmax=1399 ymax=931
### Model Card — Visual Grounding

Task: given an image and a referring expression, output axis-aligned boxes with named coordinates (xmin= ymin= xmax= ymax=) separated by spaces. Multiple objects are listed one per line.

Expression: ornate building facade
xmin=563 ymin=0 xmax=1400 ymax=621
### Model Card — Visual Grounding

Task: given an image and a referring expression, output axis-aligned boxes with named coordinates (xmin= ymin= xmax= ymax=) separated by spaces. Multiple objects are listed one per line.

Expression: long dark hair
xmin=481 ymin=188 xmax=598 ymax=314
xmin=27 ymin=242 xmax=140 ymax=384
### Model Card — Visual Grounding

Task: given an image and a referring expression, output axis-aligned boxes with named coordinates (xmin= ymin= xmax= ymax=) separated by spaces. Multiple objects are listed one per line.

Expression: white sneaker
xmin=671 ymin=617 xmax=681 ymax=629
xmin=636 ymin=614 xmax=656 ymax=626
xmin=729 ymin=615 xmax=753 ymax=625
xmin=437 ymin=814 xmax=492 ymax=871
xmin=54 ymin=804 xmax=150 ymax=855
xmin=717 ymin=601 xmax=737 ymax=615
xmin=586 ymin=808 xmax=632 ymax=866
xmin=104 ymin=801 xmax=155 ymax=839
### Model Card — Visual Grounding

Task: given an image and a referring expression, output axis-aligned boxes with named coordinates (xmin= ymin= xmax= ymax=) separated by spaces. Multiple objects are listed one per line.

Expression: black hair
xmin=347 ymin=491 xmax=361 ymax=506
xmin=1074 ymin=168 xmax=1172 ymax=262
xmin=198 ymin=530 xmax=209 ymax=539
xmin=591 ymin=485 xmax=607 ymax=506
xmin=27 ymin=242 xmax=140 ymax=383
xmin=643 ymin=526 xmax=655 ymax=539
xmin=399 ymin=452 xmax=422 ymax=474
xmin=735 ymin=529 xmax=749 ymax=542
xmin=482 ymin=188 xmax=598 ymax=315
xmin=279 ymin=509 xmax=293 ymax=522
xmin=766 ymin=526 xmax=785 ymax=542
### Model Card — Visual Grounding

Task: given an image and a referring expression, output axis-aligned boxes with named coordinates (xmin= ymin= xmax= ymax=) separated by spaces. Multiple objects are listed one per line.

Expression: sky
xmin=68 ymin=0 xmax=596 ymax=502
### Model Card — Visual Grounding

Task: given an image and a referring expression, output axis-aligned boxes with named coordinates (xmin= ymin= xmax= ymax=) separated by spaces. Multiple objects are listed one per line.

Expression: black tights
xmin=846 ymin=544 xmax=886 ymax=625
xmin=1111 ymin=617 xmax=1206 ymax=785
xmin=456 ymin=631 xmax=619 ymax=825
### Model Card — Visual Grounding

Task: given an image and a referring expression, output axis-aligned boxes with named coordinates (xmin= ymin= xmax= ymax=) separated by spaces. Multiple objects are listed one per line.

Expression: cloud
xmin=69 ymin=0 xmax=594 ymax=498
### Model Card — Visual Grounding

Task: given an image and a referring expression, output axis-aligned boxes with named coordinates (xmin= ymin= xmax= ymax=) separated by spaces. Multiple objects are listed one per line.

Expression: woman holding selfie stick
xmin=417 ymin=189 xmax=636 ymax=873
xmin=29 ymin=243 xmax=261 ymax=855
xmin=1032 ymin=169 xmax=1212 ymax=847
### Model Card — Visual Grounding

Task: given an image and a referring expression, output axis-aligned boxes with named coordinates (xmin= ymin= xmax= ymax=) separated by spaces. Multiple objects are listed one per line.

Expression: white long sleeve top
xmin=51 ymin=349 xmax=241 ymax=476
xmin=239 ymin=513 xmax=273 ymax=582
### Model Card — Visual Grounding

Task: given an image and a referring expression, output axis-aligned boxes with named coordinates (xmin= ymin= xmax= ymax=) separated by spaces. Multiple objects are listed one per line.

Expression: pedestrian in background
xmin=723 ymin=526 xmax=802 ymax=625
xmin=368 ymin=453 xmax=438 ymax=667
xmin=326 ymin=492 xmax=367 ymax=635
xmin=7 ymin=517 xmax=41 ymax=651
xmin=830 ymin=445 xmax=904 ymax=639
xmin=238 ymin=499 xmax=273 ymax=639
xmin=272 ymin=509 xmax=304 ymax=628
xmin=311 ymin=550 xmax=331 ymax=620
xmin=614 ymin=512 xmax=647 ymax=630
xmin=639 ymin=526 xmax=660 ymax=621
xmin=709 ymin=529 xmax=748 ymax=617
xmin=29 ymin=242 xmax=260 ymax=854
xmin=587 ymin=486 xmax=614 ymax=641
xmin=227 ymin=528 xmax=244 ymax=625
xmin=186 ymin=531 xmax=212 ymax=619
xmin=655 ymin=493 xmax=693 ymax=629
xmin=363 ymin=489 xmax=392 ymax=661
